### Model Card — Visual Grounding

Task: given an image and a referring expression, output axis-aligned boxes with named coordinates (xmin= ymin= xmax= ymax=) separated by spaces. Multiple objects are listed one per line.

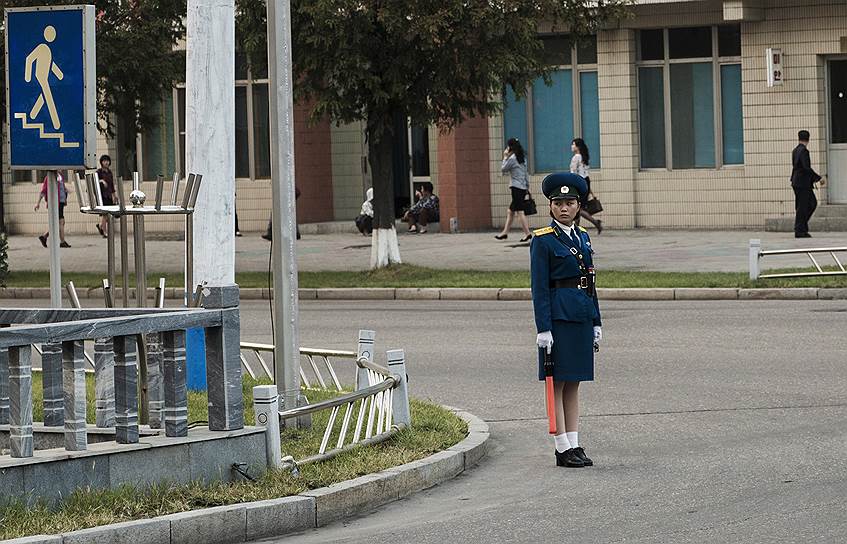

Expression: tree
xmin=288 ymin=0 xmax=632 ymax=267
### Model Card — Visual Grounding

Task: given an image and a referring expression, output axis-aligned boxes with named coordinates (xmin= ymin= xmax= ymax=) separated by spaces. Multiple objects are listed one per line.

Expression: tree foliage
xmin=0 ymin=0 xmax=186 ymax=137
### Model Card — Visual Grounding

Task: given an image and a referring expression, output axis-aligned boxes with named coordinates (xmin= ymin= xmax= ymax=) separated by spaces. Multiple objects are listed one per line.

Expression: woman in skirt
xmin=530 ymin=172 xmax=602 ymax=468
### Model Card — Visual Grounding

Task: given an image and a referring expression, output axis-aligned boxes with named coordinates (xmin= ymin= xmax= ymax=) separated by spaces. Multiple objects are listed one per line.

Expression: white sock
xmin=553 ymin=433 xmax=571 ymax=453
xmin=566 ymin=432 xmax=579 ymax=449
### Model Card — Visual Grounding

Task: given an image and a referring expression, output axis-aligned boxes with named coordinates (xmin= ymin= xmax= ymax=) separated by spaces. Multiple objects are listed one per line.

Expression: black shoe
xmin=795 ymin=232 xmax=811 ymax=238
xmin=494 ymin=233 xmax=507 ymax=240
xmin=572 ymin=447 xmax=593 ymax=466
xmin=261 ymin=233 xmax=272 ymax=241
xmin=555 ymin=448 xmax=585 ymax=468
xmin=38 ymin=234 xmax=48 ymax=248
xmin=96 ymin=224 xmax=106 ymax=238
xmin=60 ymin=241 xmax=71 ymax=248
xmin=520 ymin=234 xmax=532 ymax=243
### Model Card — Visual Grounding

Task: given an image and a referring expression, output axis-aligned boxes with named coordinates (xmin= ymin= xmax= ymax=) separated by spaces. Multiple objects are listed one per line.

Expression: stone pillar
xmin=41 ymin=342 xmax=64 ymax=427
xmin=94 ymin=338 xmax=116 ymax=428
xmin=147 ymin=332 xmax=164 ymax=429
xmin=163 ymin=330 xmax=188 ymax=438
xmin=387 ymin=349 xmax=410 ymax=427
xmin=0 ymin=348 xmax=9 ymax=425
xmin=62 ymin=340 xmax=88 ymax=451
xmin=436 ymin=116 xmax=493 ymax=231
xmin=8 ymin=345 xmax=33 ymax=458
xmin=203 ymin=285 xmax=244 ymax=431
xmin=113 ymin=335 xmax=139 ymax=444
xmin=252 ymin=384 xmax=282 ymax=469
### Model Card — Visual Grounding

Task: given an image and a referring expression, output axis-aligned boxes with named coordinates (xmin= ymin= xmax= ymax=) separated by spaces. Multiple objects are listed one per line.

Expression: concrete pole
xmin=46 ymin=171 xmax=61 ymax=307
xmin=267 ymin=0 xmax=302 ymax=414
xmin=185 ymin=0 xmax=236 ymax=289
xmin=749 ymin=239 xmax=761 ymax=281
xmin=253 ymin=384 xmax=282 ymax=469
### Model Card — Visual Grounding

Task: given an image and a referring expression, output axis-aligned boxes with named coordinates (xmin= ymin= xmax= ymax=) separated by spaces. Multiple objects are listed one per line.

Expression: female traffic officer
xmin=530 ymin=172 xmax=602 ymax=468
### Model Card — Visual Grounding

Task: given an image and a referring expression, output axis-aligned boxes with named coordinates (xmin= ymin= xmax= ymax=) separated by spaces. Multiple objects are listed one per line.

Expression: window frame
xmin=505 ymin=37 xmax=600 ymax=174
xmin=171 ymin=65 xmax=271 ymax=182
xmin=636 ymin=26 xmax=743 ymax=171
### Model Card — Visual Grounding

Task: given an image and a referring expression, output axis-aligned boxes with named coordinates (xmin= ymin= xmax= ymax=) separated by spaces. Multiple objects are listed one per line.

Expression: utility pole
xmin=266 ymin=0 xmax=303 ymax=417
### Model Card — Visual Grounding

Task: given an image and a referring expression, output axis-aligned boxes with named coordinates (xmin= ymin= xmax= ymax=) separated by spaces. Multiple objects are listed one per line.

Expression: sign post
xmin=4 ymin=5 xmax=97 ymax=306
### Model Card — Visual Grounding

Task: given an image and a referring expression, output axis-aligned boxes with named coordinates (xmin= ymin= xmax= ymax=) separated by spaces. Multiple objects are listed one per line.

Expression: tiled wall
xmin=330 ymin=121 xmax=368 ymax=221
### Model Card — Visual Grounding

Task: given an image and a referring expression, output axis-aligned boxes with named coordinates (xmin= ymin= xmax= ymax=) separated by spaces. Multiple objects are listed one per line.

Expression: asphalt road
xmin=247 ymin=299 xmax=847 ymax=544
xmin=4 ymin=298 xmax=845 ymax=542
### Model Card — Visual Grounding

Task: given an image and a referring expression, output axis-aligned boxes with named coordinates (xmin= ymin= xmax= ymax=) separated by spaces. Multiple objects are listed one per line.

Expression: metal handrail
xmin=239 ymin=342 xmax=357 ymax=390
xmin=276 ymin=356 xmax=402 ymax=464
xmin=749 ymin=239 xmax=847 ymax=280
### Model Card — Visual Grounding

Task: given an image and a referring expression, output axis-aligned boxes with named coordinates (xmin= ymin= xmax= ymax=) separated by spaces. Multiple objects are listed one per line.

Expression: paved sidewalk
xmin=5 ymin=229 xmax=846 ymax=274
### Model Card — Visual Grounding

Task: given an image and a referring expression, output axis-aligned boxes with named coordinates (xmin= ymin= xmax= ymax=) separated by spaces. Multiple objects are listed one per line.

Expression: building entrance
xmin=828 ymin=59 xmax=847 ymax=204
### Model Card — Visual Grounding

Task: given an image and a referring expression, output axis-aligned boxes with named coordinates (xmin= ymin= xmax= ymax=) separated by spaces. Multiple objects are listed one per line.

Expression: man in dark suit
xmin=791 ymin=130 xmax=825 ymax=238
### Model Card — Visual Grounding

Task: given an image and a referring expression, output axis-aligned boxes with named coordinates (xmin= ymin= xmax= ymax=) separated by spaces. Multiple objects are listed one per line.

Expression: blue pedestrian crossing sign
xmin=4 ymin=5 xmax=97 ymax=169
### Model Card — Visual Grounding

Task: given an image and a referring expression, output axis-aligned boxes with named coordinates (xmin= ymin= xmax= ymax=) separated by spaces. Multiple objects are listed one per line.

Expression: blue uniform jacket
xmin=530 ymin=222 xmax=602 ymax=333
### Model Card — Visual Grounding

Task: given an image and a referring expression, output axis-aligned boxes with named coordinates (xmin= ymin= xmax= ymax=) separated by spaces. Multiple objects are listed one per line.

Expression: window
xmin=171 ymin=56 xmax=272 ymax=181
xmin=637 ymin=26 xmax=743 ymax=169
xmin=410 ymin=126 xmax=430 ymax=177
xmin=142 ymin=93 xmax=177 ymax=180
xmin=504 ymin=36 xmax=601 ymax=172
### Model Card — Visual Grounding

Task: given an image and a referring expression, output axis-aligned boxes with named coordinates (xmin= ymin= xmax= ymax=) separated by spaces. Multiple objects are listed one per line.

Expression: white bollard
xmin=749 ymin=239 xmax=761 ymax=280
xmin=356 ymin=330 xmax=375 ymax=390
xmin=386 ymin=349 xmax=410 ymax=427
xmin=252 ymin=385 xmax=282 ymax=469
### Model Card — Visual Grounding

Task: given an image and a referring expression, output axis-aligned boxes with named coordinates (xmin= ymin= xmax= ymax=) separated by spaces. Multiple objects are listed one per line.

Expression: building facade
xmin=2 ymin=0 xmax=846 ymax=235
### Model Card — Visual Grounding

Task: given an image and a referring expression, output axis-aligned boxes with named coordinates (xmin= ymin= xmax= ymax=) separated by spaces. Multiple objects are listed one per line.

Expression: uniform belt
xmin=550 ymin=277 xmax=589 ymax=289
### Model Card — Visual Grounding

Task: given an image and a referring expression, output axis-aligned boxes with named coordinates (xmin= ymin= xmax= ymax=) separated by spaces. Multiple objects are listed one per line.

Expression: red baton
xmin=544 ymin=350 xmax=556 ymax=434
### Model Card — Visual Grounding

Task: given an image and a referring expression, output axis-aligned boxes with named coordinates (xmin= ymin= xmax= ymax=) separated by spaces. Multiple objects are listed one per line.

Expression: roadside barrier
xmin=749 ymin=239 xmax=847 ymax=280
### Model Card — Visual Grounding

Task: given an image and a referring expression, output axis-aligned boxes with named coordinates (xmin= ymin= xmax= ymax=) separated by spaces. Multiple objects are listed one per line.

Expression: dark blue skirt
xmin=537 ymin=320 xmax=594 ymax=382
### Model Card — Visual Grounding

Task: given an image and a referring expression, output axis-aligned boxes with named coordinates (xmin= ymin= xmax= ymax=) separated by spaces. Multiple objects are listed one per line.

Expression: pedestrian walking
xmin=262 ymin=186 xmax=301 ymax=241
xmin=495 ymin=138 xmax=532 ymax=242
xmin=569 ymin=138 xmax=602 ymax=233
xmin=791 ymin=130 xmax=825 ymax=238
xmin=35 ymin=170 xmax=71 ymax=248
xmin=530 ymin=172 xmax=602 ymax=468
xmin=95 ymin=155 xmax=115 ymax=238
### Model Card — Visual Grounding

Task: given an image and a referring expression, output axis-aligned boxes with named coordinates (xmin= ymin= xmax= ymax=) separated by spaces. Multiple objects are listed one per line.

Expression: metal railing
xmin=252 ymin=335 xmax=410 ymax=469
xmin=749 ymin=239 xmax=847 ymax=280
xmin=240 ymin=342 xmax=354 ymax=391
xmin=0 ymin=285 xmax=243 ymax=459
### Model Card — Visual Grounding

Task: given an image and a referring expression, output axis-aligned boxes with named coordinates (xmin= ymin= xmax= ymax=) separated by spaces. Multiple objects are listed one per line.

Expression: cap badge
xmin=560 ymin=186 xmax=569 ymax=194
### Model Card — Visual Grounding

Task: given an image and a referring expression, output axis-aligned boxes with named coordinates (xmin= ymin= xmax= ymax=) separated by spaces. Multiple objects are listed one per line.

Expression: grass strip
xmin=5 ymin=265 xmax=847 ymax=290
xmin=0 ymin=375 xmax=466 ymax=540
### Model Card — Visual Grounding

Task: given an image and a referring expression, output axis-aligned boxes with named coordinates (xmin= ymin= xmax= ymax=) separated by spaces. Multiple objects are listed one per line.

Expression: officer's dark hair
xmin=507 ymin=138 xmax=526 ymax=165
xmin=420 ymin=182 xmax=434 ymax=194
xmin=572 ymin=138 xmax=590 ymax=166
xmin=99 ymin=154 xmax=111 ymax=164
xmin=798 ymin=130 xmax=810 ymax=142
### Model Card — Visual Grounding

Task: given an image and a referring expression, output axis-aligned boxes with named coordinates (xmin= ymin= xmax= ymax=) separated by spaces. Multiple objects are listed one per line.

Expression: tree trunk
xmin=367 ymin=120 xmax=402 ymax=268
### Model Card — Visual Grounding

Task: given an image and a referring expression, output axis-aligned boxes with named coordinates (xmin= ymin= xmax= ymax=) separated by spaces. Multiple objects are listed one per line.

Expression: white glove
xmin=593 ymin=326 xmax=602 ymax=343
xmin=536 ymin=331 xmax=554 ymax=353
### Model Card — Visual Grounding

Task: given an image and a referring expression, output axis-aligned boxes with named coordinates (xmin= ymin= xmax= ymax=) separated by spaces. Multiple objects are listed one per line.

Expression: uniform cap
xmin=541 ymin=172 xmax=587 ymax=200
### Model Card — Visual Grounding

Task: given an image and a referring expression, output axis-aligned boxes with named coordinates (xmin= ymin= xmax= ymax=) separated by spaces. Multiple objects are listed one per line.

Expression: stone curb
xmin=3 ymin=286 xmax=845 ymax=302
xmin=5 ymin=410 xmax=489 ymax=544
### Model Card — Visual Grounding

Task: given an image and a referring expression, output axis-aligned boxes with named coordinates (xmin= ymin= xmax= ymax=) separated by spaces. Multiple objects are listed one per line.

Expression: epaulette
xmin=533 ymin=226 xmax=554 ymax=236
xmin=578 ymin=226 xmax=588 ymax=233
